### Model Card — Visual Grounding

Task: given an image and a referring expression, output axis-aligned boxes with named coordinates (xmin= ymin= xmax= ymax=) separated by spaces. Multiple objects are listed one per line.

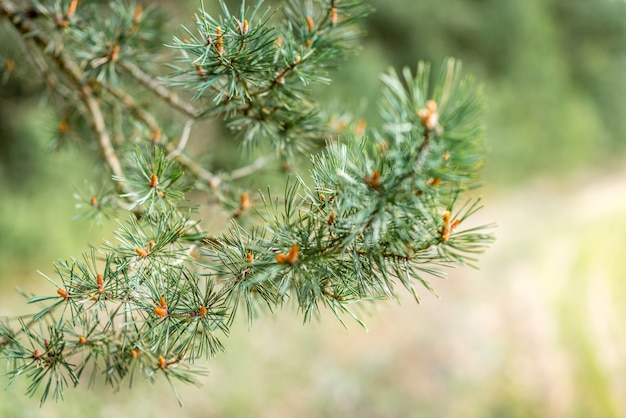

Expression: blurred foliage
xmin=0 ymin=105 xmax=113 ymax=278
xmin=365 ymin=0 xmax=626 ymax=183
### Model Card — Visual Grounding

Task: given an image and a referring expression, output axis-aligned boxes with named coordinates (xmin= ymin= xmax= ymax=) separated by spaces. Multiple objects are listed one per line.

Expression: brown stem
xmin=166 ymin=119 xmax=193 ymax=159
xmin=230 ymin=154 xmax=276 ymax=180
xmin=102 ymin=81 xmax=223 ymax=189
xmin=118 ymin=60 xmax=199 ymax=119
xmin=103 ymin=82 xmax=161 ymax=134
xmin=80 ymin=87 xmax=127 ymax=193
xmin=250 ymin=57 xmax=302 ymax=97
xmin=316 ymin=0 xmax=338 ymax=31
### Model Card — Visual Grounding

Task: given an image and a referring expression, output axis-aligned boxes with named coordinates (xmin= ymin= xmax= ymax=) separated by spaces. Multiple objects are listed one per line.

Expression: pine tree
xmin=0 ymin=0 xmax=493 ymax=405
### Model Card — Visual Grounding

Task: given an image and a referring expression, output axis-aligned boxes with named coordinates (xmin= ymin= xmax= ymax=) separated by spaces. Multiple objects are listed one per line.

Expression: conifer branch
xmin=0 ymin=0 xmax=493 ymax=406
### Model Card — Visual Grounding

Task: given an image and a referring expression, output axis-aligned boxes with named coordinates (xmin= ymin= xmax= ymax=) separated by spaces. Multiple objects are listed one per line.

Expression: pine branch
xmin=0 ymin=0 xmax=493 ymax=406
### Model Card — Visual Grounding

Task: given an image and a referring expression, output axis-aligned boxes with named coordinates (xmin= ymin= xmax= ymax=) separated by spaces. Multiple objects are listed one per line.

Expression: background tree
xmin=366 ymin=0 xmax=626 ymax=183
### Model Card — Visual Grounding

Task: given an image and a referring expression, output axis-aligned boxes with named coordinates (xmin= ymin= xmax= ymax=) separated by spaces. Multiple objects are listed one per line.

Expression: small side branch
xmin=230 ymin=154 xmax=276 ymax=180
xmin=119 ymin=60 xmax=199 ymax=119
xmin=167 ymin=120 xmax=193 ymax=160
xmin=103 ymin=81 xmax=220 ymax=188
xmin=103 ymin=82 xmax=161 ymax=134
xmin=80 ymin=85 xmax=128 ymax=195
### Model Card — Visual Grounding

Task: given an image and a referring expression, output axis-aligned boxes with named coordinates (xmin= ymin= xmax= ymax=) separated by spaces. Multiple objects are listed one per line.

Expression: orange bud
xmin=78 ymin=336 xmax=86 ymax=344
xmin=276 ymin=244 xmax=299 ymax=265
xmin=246 ymin=252 xmax=254 ymax=263
xmin=215 ymin=27 xmax=224 ymax=54
xmin=240 ymin=192 xmax=252 ymax=210
xmin=148 ymin=173 xmax=158 ymax=188
xmin=130 ymin=349 xmax=138 ymax=358
xmin=199 ymin=306 xmax=207 ymax=317
xmin=154 ymin=307 xmax=167 ymax=318
xmin=57 ymin=288 xmax=69 ymax=301
xmin=111 ymin=44 xmax=120 ymax=62
xmin=67 ymin=0 xmax=78 ymax=19
xmin=158 ymin=355 xmax=167 ymax=369
xmin=443 ymin=210 xmax=451 ymax=224
xmin=151 ymin=130 xmax=161 ymax=143
xmin=417 ymin=100 xmax=441 ymax=131
xmin=133 ymin=5 xmax=142 ymax=25
xmin=306 ymin=15 xmax=314 ymax=32
xmin=195 ymin=62 xmax=206 ymax=79
xmin=364 ymin=169 xmax=381 ymax=189
xmin=5 ymin=59 xmax=15 ymax=73
xmin=330 ymin=7 xmax=337 ymax=26
xmin=59 ymin=120 xmax=69 ymax=134
xmin=96 ymin=273 xmax=104 ymax=293
xmin=135 ymin=247 xmax=148 ymax=258
xmin=287 ymin=244 xmax=299 ymax=263
xmin=90 ymin=195 xmax=98 ymax=207
xmin=441 ymin=210 xmax=452 ymax=242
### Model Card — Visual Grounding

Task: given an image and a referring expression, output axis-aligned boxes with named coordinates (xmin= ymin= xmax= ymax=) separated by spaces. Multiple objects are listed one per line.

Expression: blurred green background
xmin=1 ymin=0 xmax=626 ymax=416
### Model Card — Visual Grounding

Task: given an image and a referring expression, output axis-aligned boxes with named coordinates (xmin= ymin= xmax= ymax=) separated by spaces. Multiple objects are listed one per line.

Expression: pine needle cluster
xmin=0 ymin=0 xmax=494 ymax=405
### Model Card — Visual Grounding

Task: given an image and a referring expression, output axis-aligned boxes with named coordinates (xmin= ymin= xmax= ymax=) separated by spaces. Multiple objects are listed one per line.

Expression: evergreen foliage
xmin=0 ymin=0 xmax=493 ymax=404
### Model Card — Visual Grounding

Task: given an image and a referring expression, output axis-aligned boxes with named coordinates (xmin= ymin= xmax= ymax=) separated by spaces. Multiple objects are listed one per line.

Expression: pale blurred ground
xmin=2 ymin=164 xmax=626 ymax=417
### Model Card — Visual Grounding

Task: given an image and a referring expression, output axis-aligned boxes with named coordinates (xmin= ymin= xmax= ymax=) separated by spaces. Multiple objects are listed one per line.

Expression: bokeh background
xmin=1 ymin=0 xmax=626 ymax=416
